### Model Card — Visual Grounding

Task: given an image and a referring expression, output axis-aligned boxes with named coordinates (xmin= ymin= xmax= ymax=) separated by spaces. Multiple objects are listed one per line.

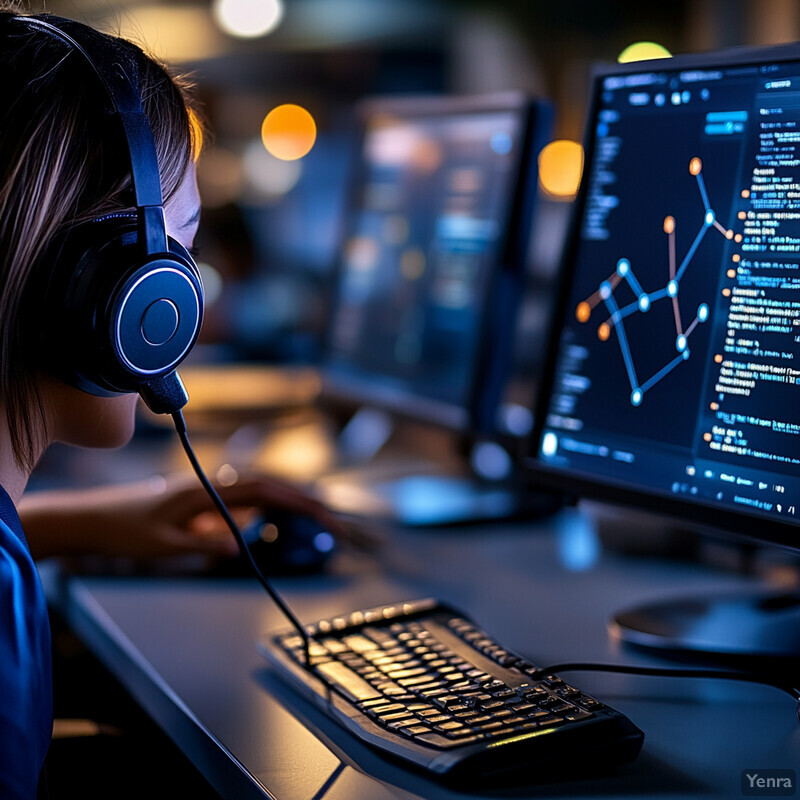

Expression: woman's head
xmin=0 ymin=9 xmax=202 ymax=469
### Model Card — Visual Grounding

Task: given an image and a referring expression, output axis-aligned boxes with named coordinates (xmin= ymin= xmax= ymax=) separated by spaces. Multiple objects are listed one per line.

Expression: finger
xmin=214 ymin=480 xmax=338 ymax=526
xmin=161 ymin=526 xmax=241 ymax=558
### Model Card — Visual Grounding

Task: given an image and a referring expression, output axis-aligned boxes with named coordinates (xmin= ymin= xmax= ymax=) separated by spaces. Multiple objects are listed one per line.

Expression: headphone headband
xmin=16 ymin=15 xmax=167 ymax=254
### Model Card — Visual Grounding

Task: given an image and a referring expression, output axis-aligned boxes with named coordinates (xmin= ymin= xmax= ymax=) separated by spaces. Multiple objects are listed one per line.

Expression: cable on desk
xmin=171 ymin=410 xmax=312 ymax=669
xmin=528 ymin=662 xmax=800 ymax=721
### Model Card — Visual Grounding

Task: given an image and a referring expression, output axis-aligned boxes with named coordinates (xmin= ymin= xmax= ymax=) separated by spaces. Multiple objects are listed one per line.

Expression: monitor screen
xmin=322 ymin=93 xmax=550 ymax=433
xmin=530 ymin=43 xmax=800 ymax=550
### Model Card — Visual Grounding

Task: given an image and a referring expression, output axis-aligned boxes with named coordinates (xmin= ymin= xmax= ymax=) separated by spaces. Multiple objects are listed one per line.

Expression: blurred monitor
xmin=321 ymin=92 xmax=552 ymax=435
xmin=528 ymin=43 xmax=800 ymax=664
xmin=312 ymin=92 xmax=559 ymax=525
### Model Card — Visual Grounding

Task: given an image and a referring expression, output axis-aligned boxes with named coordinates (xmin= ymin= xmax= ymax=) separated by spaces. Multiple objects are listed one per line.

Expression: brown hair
xmin=0 ymin=10 xmax=201 ymax=469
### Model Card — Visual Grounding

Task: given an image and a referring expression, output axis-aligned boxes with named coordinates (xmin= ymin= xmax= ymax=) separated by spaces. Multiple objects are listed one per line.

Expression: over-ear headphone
xmin=15 ymin=14 xmax=204 ymax=414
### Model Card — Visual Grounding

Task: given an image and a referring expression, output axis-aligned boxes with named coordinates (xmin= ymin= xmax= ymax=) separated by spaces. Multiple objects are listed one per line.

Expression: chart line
xmin=575 ymin=156 xmax=735 ymax=405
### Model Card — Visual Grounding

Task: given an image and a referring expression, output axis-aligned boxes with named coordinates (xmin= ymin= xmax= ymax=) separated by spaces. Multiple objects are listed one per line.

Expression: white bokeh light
xmin=242 ymin=139 xmax=303 ymax=200
xmin=213 ymin=0 xmax=284 ymax=39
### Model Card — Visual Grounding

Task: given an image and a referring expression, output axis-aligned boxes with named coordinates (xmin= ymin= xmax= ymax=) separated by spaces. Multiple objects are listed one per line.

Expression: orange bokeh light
xmin=538 ymin=140 xmax=584 ymax=199
xmin=261 ymin=104 xmax=317 ymax=161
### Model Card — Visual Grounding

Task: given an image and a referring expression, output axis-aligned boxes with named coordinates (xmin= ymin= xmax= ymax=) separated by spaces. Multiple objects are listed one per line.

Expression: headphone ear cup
xmin=36 ymin=218 xmax=204 ymax=395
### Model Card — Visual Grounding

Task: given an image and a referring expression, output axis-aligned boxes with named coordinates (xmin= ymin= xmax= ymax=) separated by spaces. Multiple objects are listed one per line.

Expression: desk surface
xmin=45 ymin=507 xmax=800 ymax=800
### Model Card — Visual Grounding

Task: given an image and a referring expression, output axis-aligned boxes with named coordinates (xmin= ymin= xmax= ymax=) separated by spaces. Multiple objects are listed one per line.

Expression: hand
xmin=20 ymin=472 xmax=342 ymax=562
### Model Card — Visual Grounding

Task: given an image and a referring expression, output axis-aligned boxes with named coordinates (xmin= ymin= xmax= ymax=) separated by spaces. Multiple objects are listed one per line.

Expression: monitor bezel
xmin=526 ymin=41 xmax=800 ymax=553
xmin=320 ymin=91 xmax=552 ymax=435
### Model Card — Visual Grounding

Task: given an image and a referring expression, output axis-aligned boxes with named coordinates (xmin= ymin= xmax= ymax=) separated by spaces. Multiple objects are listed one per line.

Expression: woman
xmin=0 ymin=8 xmax=332 ymax=797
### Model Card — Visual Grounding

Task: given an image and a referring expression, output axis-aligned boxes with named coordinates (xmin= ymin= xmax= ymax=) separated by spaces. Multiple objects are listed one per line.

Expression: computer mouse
xmin=215 ymin=510 xmax=336 ymax=576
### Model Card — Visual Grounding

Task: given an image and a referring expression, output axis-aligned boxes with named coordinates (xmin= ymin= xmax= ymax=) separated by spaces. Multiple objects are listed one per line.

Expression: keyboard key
xmin=381 ymin=711 xmax=414 ymax=722
xmin=398 ymin=675 xmax=438 ymax=688
xmin=369 ymin=703 xmax=405 ymax=716
xmin=432 ymin=695 xmax=461 ymax=708
xmin=473 ymin=720 xmax=504 ymax=733
xmin=360 ymin=698 xmax=391 ymax=710
xmin=387 ymin=718 xmax=422 ymax=731
xmin=342 ymin=634 xmax=379 ymax=653
xmin=434 ymin=721 xmax=467 ymax=733
xmin=387 ymin=667 xmax=427 ymax=680
xmin=315 ymin=661 xmax=382 ymax=702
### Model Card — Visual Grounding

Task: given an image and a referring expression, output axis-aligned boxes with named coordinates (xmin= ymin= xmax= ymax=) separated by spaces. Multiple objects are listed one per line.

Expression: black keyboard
xmin=258 ymin=598 xmax=644 ymax=782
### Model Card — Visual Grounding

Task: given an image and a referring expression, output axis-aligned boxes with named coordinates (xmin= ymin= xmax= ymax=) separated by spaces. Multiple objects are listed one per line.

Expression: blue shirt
xmin=0 ymin=484 xmax=52 ymax=799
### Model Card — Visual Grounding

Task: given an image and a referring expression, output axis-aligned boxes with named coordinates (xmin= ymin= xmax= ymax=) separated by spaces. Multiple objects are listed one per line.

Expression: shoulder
xmin=0 ymin=511 xmax=53 ymax=799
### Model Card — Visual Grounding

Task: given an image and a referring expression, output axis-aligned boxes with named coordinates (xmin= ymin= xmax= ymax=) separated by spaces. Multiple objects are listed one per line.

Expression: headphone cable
xmin=171 ymin=410 xmax=312 ymax=669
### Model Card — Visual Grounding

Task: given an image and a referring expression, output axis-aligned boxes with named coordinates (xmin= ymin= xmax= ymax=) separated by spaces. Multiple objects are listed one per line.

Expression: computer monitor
xmin=322 ymin=92 xmax=552 ymax=435
xmin=527 ymin=43 xmax=800 ymax=664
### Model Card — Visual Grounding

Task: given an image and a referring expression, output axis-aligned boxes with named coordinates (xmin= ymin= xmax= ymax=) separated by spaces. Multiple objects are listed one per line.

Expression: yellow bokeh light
xmin=261 ymin=104 xmax=317 ymax=161
xmin=617 ymin=41 xmax=672 ymax=64
xmin=538 ymin=140 xmax=584 ymax=199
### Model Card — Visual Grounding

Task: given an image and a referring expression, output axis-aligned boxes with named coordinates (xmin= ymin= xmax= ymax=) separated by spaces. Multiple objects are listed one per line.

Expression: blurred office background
xmin=32 ymin=0 xmax=800 ymax=368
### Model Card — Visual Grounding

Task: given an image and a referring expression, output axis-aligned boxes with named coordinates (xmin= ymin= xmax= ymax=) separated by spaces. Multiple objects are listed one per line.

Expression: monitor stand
xmin=609 ymin=591 xmax=800 ymax=670
xmin=317 ymin=407 xmax=562 ymax=527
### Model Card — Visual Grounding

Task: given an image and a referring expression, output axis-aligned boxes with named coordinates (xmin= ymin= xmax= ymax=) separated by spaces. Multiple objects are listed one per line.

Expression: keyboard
xmin=258 ymin=598 xmax=644 ymax=782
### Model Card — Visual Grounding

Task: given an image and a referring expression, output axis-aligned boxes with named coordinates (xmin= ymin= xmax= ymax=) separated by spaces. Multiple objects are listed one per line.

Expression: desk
xmin=44 ymin=507 xmax=799 ymax=799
